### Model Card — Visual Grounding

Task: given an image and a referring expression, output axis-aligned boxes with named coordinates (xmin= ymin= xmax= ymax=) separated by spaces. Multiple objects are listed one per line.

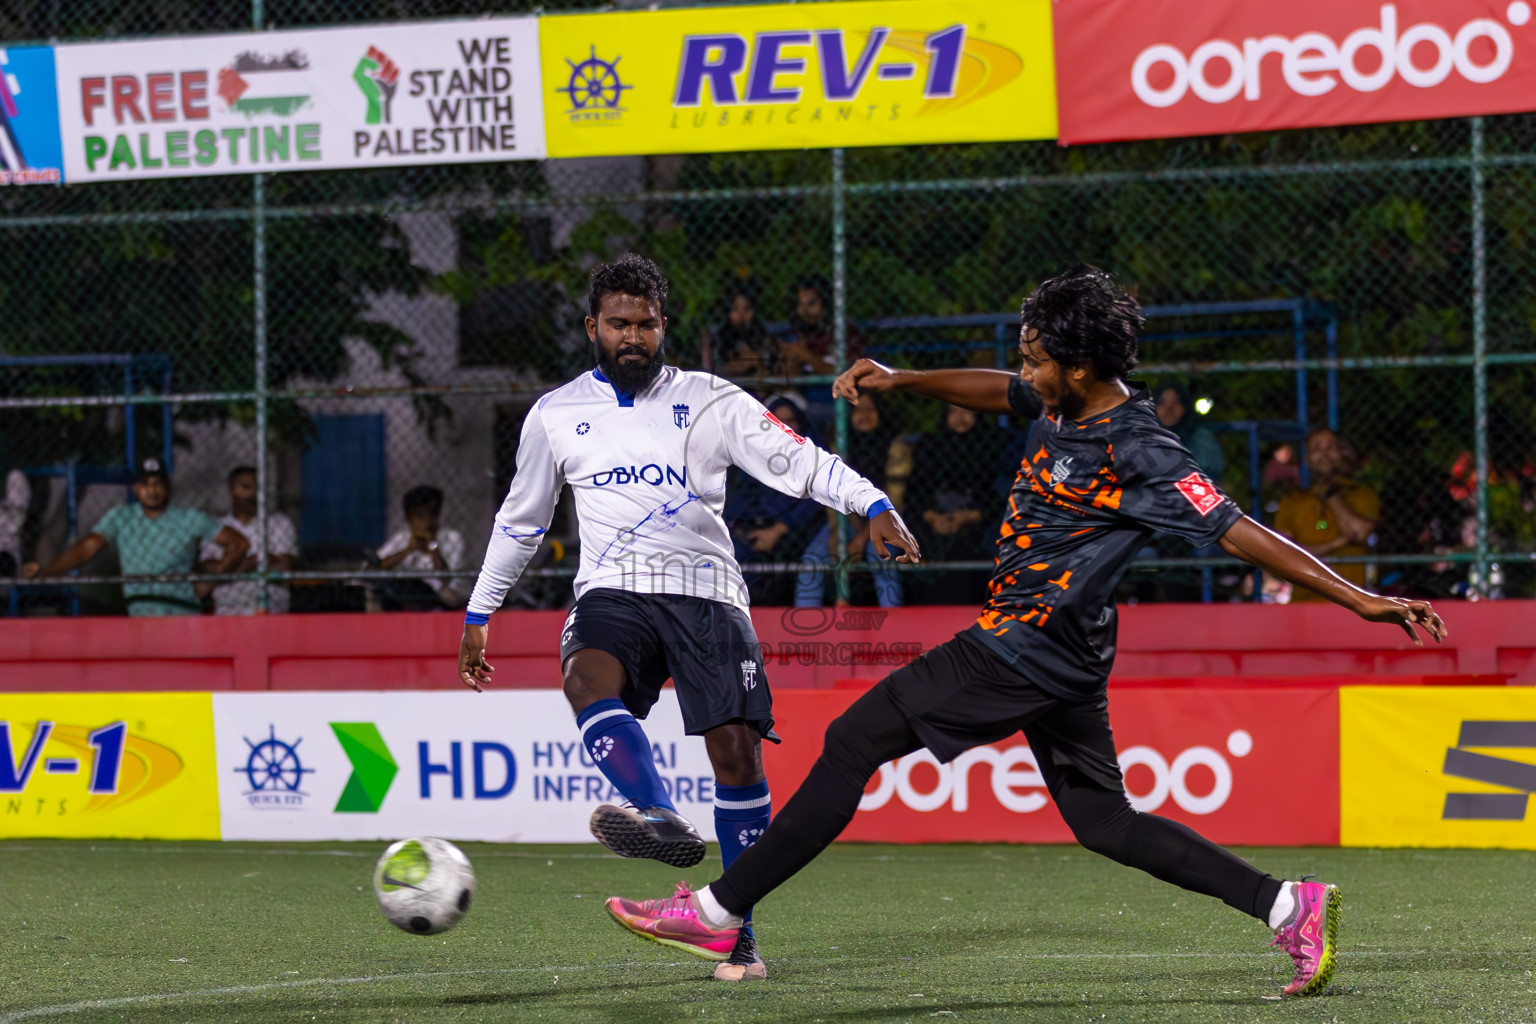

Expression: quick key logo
xmin=1442 ymin=720 xmax=1536 ymax=820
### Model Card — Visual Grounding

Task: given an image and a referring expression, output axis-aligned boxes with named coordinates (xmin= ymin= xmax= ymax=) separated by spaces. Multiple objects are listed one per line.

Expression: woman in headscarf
xmin=793 ymin=393 xmax=904 ymax=608
xmin=703 ymin=279 xmax=775 ymax=378
xmin=1154 ymin=379 xmax=1226 ymax=480
xmin=724 ymin=392 xmax=826 ymax=604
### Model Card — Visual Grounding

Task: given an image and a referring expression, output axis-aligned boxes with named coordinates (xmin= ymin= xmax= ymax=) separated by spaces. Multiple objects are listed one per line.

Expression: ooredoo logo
xmin=859 ymin=730 xmax=1254 ymax=816
xmin=1132 ymin=2 xmax=1528 ymax=109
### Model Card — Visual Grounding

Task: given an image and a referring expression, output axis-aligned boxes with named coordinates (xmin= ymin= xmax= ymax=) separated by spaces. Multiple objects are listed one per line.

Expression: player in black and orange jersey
xmin=603 ymin=265 xmax=1446 ymax=997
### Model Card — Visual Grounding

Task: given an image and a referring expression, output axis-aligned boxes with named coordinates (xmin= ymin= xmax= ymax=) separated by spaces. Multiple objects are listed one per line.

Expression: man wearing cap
xmin=22 ymin=459 xmax=249 ymax=616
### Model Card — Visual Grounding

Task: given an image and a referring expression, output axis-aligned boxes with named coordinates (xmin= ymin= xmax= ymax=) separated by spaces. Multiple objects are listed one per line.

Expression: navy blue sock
xmin=577 ymin=699 xmax=674 ymax=812
xmin=714 ymin=780 xmax=772 ymax=927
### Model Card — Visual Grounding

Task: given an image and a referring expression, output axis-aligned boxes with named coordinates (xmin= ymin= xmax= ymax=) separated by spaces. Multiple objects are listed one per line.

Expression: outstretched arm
xmin=22 ymin=532 xmax=108 ymax=579
xmin=459 ymin=407 xmax=564 ymax=691
xmin=720 ymin=388 xmax=921 ymax=563
xmin=832 ymin=359 xmax=1023 ymax=415
xmin=1218 ymin=516 xmax=1445 ymax=646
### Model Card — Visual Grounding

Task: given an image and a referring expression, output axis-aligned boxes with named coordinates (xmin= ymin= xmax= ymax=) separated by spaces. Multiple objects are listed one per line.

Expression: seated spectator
xmin=1138 ymin=380 xmax=1227 ymax=602
xmin=794 ymin=395 xmax=904 ymax=608
xmin=908 ymin=404 xmax=1007 ymax=604
xmin=376 ymin=485 xmax=467 ymax=610
xmin=22 ymin=458 xmax=248 ymax=616
xmin=1274 ymin=428 xmax=1381 ymax=602
xmin=703 ymin=280 xmax=774 ymax=378
xmin=726 ymin=392 xmax=825 ymax=605
xmin=777 ymin=273 xmax=866 ymax=379
xmin=0 ymin=439 xmax=28 ymax=579
xmin=1155 ymin=379 xmax=1226 ymax=480
xmin=200 ymin=466 xmax=297 ymax=615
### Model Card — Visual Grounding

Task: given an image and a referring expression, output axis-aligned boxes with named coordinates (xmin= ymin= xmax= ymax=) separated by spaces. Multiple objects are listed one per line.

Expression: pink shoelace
xmin=635 ymin=882 xmax=699 ymax=919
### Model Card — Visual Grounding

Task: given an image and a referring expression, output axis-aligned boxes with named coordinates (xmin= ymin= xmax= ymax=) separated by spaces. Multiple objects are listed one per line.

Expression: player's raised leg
xmin=606 ymin=675 xmax=925 ymax=958
xmin=565 ymin=646 xmax=705 ymax=869
xmin=704 ymin=722 xmax=771 ymax=980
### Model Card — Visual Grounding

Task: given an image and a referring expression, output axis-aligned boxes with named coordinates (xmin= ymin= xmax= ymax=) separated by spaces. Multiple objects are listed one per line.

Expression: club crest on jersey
xmin=740 ymin=659 xmax=758 ymax=691
xmin=1175 ymin=471 xmax=1224 ymax=516
xmin=673 ymin=403 xmax=690 ymax=429
xmin=576 ymin=422 xmax=590 ymax=435
xmin=1049 ymin=455 xmax=1076 ymax=486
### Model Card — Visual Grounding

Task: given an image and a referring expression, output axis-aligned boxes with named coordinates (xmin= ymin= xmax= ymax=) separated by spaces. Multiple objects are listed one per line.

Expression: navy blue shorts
xmin=560 ymin=588 xmax=777 ymax=741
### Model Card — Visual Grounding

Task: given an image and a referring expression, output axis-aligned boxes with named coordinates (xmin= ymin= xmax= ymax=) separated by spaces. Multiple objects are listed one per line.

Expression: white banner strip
xmin=54 ymin=17 xmax=545 ymax=183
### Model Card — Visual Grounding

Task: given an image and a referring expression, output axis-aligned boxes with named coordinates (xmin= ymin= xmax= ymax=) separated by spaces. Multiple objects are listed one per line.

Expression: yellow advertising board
xmin=539 ymin=0 xmax=1056 ymax=157
xmin=0 ymin=694 xmax=219 ymax=839
xmin=1341 ymin=687 xmax=1536 ymax=849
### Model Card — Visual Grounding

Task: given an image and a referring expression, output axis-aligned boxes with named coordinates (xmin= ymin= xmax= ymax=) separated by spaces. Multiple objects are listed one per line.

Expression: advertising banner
xmin=765 ymin=686 xmax=1338 ymax=845
xmin=539 ymin=0 xmax=1056 ymax=158
xmin=0 ymin=693 xmax=219 ymax=839
xmin=212 ymin=691 xmax=717 ymax=842
xmin=53 ymin=17 xmax=544 ymax=184
xmin=1342 ymin=686 xmax=1536 ymax=848
xmin=1054 ymin=0 xmax=1536 ymax=144
xmin=0 ymin=46 xmax=65 ymax=185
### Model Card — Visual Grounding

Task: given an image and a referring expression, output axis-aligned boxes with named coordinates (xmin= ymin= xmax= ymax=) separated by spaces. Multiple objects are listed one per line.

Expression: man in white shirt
xmin=376 ymin=485 xmax=467 ymax=610
xmin=202 ymin=466 xmax=297 ymax=615
xmin=458 ymin=253 xmax=920 ymax=981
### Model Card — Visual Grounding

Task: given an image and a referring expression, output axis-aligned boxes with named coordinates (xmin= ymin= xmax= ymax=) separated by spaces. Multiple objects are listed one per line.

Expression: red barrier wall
xmin=0 ymin=600 xmax=1531 ymax=691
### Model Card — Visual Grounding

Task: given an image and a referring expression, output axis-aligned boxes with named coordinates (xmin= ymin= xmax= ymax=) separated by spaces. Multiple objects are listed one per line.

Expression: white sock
xmin=1267 ymin=882 xmax=1297 ymax=930
xmin=695 ymin=884 xmax=745 ymax=930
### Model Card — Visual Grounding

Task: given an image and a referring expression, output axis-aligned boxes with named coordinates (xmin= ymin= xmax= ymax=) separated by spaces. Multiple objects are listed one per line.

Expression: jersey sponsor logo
xmin=672 ymin=403 xmax=690 ymax=429
xmin=762 ymin=410 xmax=806 ymax=445
xmin=1174 ymin=471 xmax=1223 ymax=516
xmin=576 ymin=421 xmax=590 ymax=435
xmin=591 ymin=464 xmax=688 ymax=487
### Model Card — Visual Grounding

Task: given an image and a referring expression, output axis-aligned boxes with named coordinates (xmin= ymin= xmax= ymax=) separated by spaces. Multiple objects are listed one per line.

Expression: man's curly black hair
xmin=1019 ymin=264 xmax=1144 ymax=381
xmin=588 ymin=252 xmax=669 ymax=320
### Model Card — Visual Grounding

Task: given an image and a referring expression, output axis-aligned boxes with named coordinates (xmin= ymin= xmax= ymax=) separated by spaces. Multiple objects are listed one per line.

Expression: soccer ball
xmin=372 ymin=837 xmax=476 ymax=936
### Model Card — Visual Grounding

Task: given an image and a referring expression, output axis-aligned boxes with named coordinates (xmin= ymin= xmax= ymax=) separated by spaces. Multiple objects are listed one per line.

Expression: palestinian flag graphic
xmin=217 ymin=50 xmax=311 ymax=117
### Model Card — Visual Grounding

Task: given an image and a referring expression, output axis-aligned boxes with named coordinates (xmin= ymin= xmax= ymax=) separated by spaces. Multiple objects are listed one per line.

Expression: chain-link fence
xmin=3 ymin=2 xmax=1535 ymax=616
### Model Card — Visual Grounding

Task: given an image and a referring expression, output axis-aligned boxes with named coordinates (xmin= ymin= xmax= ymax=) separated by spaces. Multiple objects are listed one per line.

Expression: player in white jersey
xmin=458 ymin=254 xmax=920 ymax=980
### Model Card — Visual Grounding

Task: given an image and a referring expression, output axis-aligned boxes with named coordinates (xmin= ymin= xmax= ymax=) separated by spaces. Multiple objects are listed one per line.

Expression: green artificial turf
xmin=3 ymin=841 xmax=1534 ymax=1023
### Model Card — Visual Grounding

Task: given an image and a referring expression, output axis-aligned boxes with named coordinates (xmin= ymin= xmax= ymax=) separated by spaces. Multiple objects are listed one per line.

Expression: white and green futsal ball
xmin=373 ymin=837 xmax=476 ymax=935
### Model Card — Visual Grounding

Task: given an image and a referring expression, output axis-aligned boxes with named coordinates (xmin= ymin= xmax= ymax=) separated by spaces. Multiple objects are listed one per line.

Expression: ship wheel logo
xmin=238 ymin=724 xmax=315 ymax=795
xmin=559 ymin=46 xmax=631 ymax=113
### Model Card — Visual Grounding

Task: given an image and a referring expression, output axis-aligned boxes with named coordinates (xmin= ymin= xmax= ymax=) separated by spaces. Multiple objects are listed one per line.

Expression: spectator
xmin=21 ymin=458 xmax=248 ymax=616
xmin=376 ymin=485 xmax=467 ymax=610
xmin=1155 ymin=379 xmax=1226 ymax=480
xmin=908 ymin=404 xmax=1007 ymax=604
xmin=0 ymin=437 xmax=28 ymax=578
xmin=1135 ymin=380 xmax=1228 ymax=602
xmin=200 ymin=466 xmax=297 ymax=615
xmin=702 ymin=280 xmax=774 ymax=378
xmin=777 ymin=273 xmax=866 ymax=379
xmin=794 ymin=395 xmax=904 ymax=608
xmin=726 ymin=392 xmax=825 ymax=605
xmin=1273 ymin=428 xmax=1381 ymax=602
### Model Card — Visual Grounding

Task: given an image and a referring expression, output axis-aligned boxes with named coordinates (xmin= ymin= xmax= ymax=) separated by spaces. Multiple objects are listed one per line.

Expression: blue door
xmin=300 ymin=414 xmax=385 ymax=550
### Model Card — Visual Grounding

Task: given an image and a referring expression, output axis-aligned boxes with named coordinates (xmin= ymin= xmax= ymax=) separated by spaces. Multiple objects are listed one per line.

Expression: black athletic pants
xmin=711 ymin=681 xmax=1282 ymax=923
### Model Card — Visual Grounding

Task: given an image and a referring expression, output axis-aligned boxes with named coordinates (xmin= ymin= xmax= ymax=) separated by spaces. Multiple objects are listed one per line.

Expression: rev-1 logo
xmin=592 ymin=464 xmax=688 ymax=487
xmin=674 ymin=25 xmax=970 ymax=106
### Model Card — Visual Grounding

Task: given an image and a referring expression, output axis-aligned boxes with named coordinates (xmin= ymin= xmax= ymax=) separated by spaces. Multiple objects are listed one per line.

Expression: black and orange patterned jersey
xmin=965 ymin=379 xmax=1243 ymax=698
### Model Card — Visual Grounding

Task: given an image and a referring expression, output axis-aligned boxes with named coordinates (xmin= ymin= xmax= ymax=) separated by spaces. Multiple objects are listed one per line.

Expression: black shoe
xmin=713 ymin=925 xmax=766 ymax=981
xmin=589 ymin=804 xmax=706 ymax=868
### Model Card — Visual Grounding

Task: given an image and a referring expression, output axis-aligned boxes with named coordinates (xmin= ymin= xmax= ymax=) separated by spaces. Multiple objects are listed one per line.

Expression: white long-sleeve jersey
xmin=466 ymin=366 xmax=891 ymax=617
